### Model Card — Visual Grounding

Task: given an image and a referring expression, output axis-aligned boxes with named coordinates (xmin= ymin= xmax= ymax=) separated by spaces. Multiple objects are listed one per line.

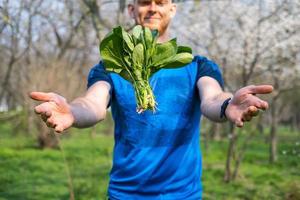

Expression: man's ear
xmin=170 ymin=3 xmax=177 ymax=18
xmin=128 ymin=4 xmax=135 ymax=18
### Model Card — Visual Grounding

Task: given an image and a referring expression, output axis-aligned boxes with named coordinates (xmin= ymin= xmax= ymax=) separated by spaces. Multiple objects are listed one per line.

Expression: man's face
xmin=128 ymin=0 xmax=176 ymax=35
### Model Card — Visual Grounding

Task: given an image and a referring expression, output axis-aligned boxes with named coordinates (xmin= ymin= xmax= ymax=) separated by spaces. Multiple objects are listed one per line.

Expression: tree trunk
xmin=209 ymin=123 xmax=221 ymax=141
xmin=36 ymin=121 xmax=58 ymax=149
xmin=224 ymin=123 xmax=237 ymax=182
xmin=232 ymin=133 xmax=254 ymax=180
xmin=256 ymin=121 xmax=264 ymax=134
xmin=269 ymin=100 xmax=278 ymax=163
xmin=269 ymin=123 xmax=277 ymax=163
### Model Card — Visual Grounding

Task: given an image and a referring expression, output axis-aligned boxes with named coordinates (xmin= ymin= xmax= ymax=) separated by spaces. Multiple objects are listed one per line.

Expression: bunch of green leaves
xmin=100 ymin=25 xmax=193 ymax=113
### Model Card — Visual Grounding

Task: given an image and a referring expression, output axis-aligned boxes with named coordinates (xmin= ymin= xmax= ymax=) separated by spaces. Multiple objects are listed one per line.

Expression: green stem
xmin=134 ymin=79 xmax=156 ymax=113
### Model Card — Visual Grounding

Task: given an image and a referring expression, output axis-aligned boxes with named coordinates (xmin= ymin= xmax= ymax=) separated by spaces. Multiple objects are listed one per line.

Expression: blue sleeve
xmin=195 ymin=55 xmax=224 ymax=89
xmin=87 ymin=61 xmax=113 ymax=106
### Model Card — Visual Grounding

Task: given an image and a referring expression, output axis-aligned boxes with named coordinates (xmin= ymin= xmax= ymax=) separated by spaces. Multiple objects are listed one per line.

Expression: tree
xmin=171 ymin=0 xmax=300 ymax=181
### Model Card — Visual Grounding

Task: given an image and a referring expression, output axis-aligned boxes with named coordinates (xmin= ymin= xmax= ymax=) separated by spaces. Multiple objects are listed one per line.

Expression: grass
xmin=0 ymin=125 xmax=113 ymax=200
xmin=0 ymin=120 xmax=299 ymax=200
xmin=201 ymin=128 xmax=300 ymax=200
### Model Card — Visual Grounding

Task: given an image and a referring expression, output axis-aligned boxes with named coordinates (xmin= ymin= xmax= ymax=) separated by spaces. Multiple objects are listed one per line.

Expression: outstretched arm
xmin=197 ymin=76 xmax=273 ymax=127
xmin=30 ymin=81 xmax=111 ymax=133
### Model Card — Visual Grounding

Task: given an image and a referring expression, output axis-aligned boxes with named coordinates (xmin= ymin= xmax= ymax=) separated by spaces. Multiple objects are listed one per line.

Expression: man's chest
xmin=110 ymin=66 xmax=198 ymax=113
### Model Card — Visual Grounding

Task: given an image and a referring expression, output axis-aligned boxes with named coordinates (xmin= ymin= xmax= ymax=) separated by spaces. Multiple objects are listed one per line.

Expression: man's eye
xmin=138 ymin=0 xmax=152 ymax=6
xmin=155 ymin=0 xmax=169 ymax=6
xmin=137 ymin=0 xmax=170 ymax=6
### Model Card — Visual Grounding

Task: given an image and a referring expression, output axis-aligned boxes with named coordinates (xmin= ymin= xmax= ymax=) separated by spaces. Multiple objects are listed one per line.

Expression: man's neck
xmin=157 ymin=30 xmax=170 ymax=43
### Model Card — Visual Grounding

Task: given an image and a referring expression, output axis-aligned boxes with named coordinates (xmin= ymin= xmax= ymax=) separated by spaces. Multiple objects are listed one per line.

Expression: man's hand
xmin=225 ymin=85 xmax=273 ymax=127
xmin=30 ymin=92 xmax=75 ymax=133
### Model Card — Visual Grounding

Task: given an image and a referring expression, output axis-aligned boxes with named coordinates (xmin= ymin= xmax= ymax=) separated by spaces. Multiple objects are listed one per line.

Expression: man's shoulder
xmin=193 ymin=55 xmax=213 ymax=64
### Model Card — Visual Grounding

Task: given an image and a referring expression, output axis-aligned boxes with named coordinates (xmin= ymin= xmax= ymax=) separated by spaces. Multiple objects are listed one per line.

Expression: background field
xmin=1 ymin=119 xmax=299 ymax=200
xmin=0 ymin=2 xmax=299 ymax=199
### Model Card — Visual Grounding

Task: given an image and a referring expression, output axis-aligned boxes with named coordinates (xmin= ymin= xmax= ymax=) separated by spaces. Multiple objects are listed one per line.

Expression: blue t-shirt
xmin=88 ymin=56 xmax=223 ymax=200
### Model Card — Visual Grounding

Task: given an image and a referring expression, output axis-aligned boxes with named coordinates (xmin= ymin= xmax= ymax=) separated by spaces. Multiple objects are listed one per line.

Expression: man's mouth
xmin=144 ymin=18 xmax=160 ymax=22
xmin=145 ymin=16 xmax=160 ymax=20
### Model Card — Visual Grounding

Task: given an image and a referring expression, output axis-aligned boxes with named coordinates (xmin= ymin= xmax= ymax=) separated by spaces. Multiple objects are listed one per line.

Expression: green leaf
xmin=152 ymin=52 xmax=193 ymax=73
xmin=120 ymin=27 xmax=135 ymax=52
xmin=123 ymin=54 xmax=132 ymax=68
xmin=151 ymin=29 xmax=159 ymax=49
xmin=112 ymin=26 xmax=134 ymax=57
xmin=100 ymin=32 xmax=124 ymax=71
xmin=132 ymin=25 xmax=142 ymax=43
xmin=106 ymin=68 xmax=123 ymax=74
xmin=132 ymin=43 xmax=144 ymax=69
xmin=144 ymin=27 xmax=153 ymax=49
xmin=119 ymin=69 xmax=132 ymax=82
xmin=144 ymin=27 xmax=159 ymax=68
xmin=177 ymin=45 xmax=192 ymax=54
xmin=152 ymin=38 xmax=177 ymax=65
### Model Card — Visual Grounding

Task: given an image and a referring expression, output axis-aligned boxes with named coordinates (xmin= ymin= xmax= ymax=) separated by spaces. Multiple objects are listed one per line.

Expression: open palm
xmin=30 ymin=92 xmax=74 ymax=133
xmin=226 ymin=85 xmax=273 ymax=127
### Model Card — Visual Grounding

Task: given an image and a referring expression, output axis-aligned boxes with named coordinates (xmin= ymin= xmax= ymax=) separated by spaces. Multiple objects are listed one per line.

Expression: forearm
xmin=201 ymin=92 xmax=233 ymax=122
xmin=198 ymin=76 xmax=273 ymax=127
xmin=70 ymin=97 xmax=106 ymax=128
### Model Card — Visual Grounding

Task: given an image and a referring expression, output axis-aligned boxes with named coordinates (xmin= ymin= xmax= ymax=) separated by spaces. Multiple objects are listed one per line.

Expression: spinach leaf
xmin=99 ymin=25 xmax=193 ymax=113
xmin=99 ymin=32 xmax=124 ymax=71
xmin=152 ymin=38 xmax=177 ymax=66
xmin=177 ymin=46 xmax=192 ymax=54
xmin=132 ymin=43 xmax=144 ymax=70
xmin=155 ymin=52 xmax=194 ymax=70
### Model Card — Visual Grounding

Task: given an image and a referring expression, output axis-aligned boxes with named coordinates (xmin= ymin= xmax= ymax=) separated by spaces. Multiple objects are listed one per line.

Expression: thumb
xmin=29 ymin=92 xmax=56 ymax=102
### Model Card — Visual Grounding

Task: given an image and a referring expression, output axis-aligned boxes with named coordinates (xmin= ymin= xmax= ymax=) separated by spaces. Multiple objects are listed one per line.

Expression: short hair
xmin=133 ymin=0 xmax=173 ymax=3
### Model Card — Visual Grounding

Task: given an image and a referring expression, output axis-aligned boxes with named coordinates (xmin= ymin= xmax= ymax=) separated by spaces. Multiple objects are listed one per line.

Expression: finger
xmin=247 ymin=106 xmax=259 ymax=117
xmin=46 ymin=122 xmax=56 ymax=128
xmin=46 ymin=118 xmax=56 ymax=128
xmin=251 ymin=108 xmax=260 ymax=117
xmin=235 ymin=119 xmax=244 ymax=128
xmin=34 ymin=103 xmax=51 ymax=114
xmin=34 ymin=102 xmax=53 ymax=114
xmin=253 ymin=100 xmax=269 ymax=110
xmin=243 ymin=94 xmax=269 ymax=110
xmin=30 ymin=92 xmax=56 ymax=102
xmin=242 ymin=111 xmax=252 ymax=121
xmin=54 ymin=124 xmax=64 ymax=133
xmin=41 ymin=110 xmax=52 ymax=122
xmin=41 ymin=110 xmax=52 ymax=118
xmin=243 ymin=105 xmax=261 ymax=121
xmin=247 ymin=85 xmax=273 ymax=95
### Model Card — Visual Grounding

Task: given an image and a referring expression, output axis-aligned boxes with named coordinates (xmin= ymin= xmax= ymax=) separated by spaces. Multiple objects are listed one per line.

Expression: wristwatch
xmin=220 ymin=98 xmax=232 ymax=119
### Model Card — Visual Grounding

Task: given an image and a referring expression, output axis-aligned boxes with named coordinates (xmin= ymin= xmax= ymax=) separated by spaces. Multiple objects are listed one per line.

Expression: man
xmin=30 ymin=0 xmax=273 ymax=199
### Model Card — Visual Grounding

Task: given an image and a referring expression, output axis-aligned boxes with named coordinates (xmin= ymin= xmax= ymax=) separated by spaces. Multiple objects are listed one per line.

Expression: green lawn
xmin=0 ymin=121 xmax=299 ymax=200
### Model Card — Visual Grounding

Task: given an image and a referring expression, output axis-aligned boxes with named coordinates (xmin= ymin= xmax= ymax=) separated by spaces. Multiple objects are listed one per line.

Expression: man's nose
xmin=148 ymin=1 xmax=158 ymax=11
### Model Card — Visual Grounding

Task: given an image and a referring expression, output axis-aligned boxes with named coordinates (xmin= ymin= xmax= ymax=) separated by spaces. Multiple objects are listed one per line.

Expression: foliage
xmin=100 ymin=25 xmax=193 ymax=112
